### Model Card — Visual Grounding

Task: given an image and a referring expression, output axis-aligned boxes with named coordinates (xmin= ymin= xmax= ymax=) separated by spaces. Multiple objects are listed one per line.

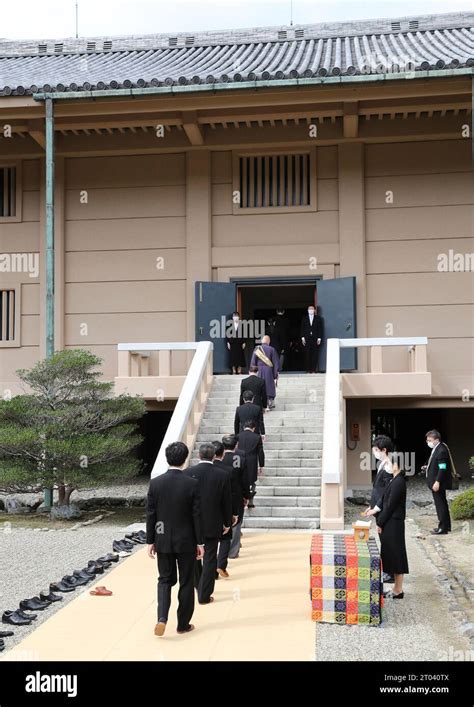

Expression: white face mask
xmin=427 ymin=440 xmax=435 ymax=449
xmin=233 ymin=316 xmax=239 ymax=322
xmin=308 ymin=309 xmax=315 ymax=316
xmin=373 ymin=449 xmax=382 ymax=460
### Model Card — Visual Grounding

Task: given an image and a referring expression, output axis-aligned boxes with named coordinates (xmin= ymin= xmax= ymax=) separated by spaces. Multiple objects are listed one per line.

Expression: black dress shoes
xmin=431 ymin=528 xmax=448 ymax=535
xmin=125 ymin=531 xmax=146 ymax=544
xmin=40 ymin=591 xmax=63 ymax=603
xmin=17 ymin=609 xmax=38 ymax=621
xmin=0 ymin=630 xmax=14 ymax=637
xmin=86 ymin=561 xmax=104 ymax=574
xmin=62 ymin=574 xmax=88 ymax=587
xmin=73 ymin=570 xmax=94 ymax=583
xmin=0 ymin=639 xmax=5 ymax=652
xmin=97 ymin=553 xmax=119 ymax=563
xmin=2 ymin=610 xmax=33 ymax=625
xmin=19 ymin=597 xmax=51 ymax=611
xmin=50 ymin=581 xmax=76 ymax=593
xmin=113 ymin=540 xmax=133 ymax=553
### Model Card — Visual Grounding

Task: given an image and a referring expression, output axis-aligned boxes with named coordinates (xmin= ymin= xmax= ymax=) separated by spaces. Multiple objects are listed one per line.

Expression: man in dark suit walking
xmin=212 ymin=440 xmax=239 ymax=578
xmin=185 ymin=443 xmax=232 ymax=604
xmin=422 ymin=429 xmax=453 ymax=535
xmin=221 ymin=434 xmax=251 ymax=560
xmin=234 ymin=390 xmax=265 ymax=436
xmin=300 ymin=304 xmax=323 ymax=373
xmin=239 ymin=365 xmax=268 ymax=409
xmin=146 ymin=441 xmax=203 ymax=637
xmin=237 ymin=420 xmax=265 ymax=510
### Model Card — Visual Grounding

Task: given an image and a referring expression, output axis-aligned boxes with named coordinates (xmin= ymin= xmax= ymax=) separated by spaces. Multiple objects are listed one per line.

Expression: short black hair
xmin=222 ymin=434 xmax=238 ymax=450
xmin=232 ymin=311 xmax=240 ymax=317
xmin=243 ymin=419 xmax=256 ymax=430
xmin=242 ymin=390 xmax=254 ymax=402
xmin=426 ymin=429 xmax=442 ymax=441
xmin=165 ymin=441 xmax=189 ymax=467
xmin=249 ymin=365 xmax=258 ymax=373
xmin=212 ymin=440 xmax=225 ymax=457
xmin=199 ymin=443 xmax=215 ymax=461
xmin=372 ymin=435 xmax=394 ymax=454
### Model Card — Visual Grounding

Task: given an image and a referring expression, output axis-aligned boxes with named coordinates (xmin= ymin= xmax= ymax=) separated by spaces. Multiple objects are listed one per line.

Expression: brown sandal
xmin=90 ymin=586 xmax=113 ymax=596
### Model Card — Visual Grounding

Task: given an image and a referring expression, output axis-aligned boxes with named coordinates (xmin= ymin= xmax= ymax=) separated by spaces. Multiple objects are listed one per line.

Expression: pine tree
xmin=0 ymin=349 xmax=146 ymax=506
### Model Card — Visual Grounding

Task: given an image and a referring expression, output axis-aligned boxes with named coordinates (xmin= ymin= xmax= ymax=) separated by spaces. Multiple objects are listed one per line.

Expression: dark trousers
xmin=217 ymin=528 xmax=232 ymax=571
xmin=198 ymin=537 xmax=219 ymax=603
xmin=304 ymin=339 xmax=319 ymax=372
xmin=432 ymin=487 xmax=451 ymax=532
xmin=157 ymin=551 xmax=195 ymax=631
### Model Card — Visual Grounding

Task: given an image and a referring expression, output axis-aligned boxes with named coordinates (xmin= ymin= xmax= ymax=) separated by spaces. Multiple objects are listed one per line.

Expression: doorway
xmin=237 ymin=281 xmax=316 ymax=371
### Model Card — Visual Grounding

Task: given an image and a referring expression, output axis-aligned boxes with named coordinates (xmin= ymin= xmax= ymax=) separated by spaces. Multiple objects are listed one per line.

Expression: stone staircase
xmin=193 ymin=374 xmax=324 ymax=529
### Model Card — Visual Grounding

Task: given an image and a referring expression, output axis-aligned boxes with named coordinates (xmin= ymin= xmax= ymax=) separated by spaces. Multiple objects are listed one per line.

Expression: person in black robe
xmin=226 ymin=311 xmax=246 ymax=373
xmin=376 ymin=465 xmax=409 ymax=599
xmin=363 ymin=434 xmax=394 ymax=583
xmin=422 ymin=429 xmax=453 ymax=535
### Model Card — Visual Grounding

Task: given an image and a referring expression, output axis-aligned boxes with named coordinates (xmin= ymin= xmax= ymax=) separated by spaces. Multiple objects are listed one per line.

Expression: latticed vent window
xmin=0 ymin=289 xmax=18 ymax=345
xmin=0 ymin=166 xmax=17 ymax=217
xmin=238 ymin=153 xmax=312 ymax=209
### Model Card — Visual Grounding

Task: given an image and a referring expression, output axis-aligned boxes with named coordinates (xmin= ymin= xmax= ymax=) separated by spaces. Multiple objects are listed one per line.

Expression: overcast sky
xmin=2 ymin=0 xmax=473 ymax=40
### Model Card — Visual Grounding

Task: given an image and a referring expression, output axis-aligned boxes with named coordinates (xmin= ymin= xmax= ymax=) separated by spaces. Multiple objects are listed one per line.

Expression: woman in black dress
xmin=226 ymin=312 xmax=246 ymax=374
xmin=376 ymin=464 xmax=409 ymax=599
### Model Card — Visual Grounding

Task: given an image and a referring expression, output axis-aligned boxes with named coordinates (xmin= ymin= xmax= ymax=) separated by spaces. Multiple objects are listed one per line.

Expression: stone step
xmin=260 ymin=475 xmax=320 ymax=487
xmin=205 ymin=404 xmax=324 ymax=412
xmin=254 ymin=486 xmax=321 ymax=496
xmin=195 ymin=433 xmax=323 ymax=443
xmin=199 ymin=422 xmax=322 ymax=432
xmin=241 ymin=517 xmax=320 ymax=529
xmin=247 ymin=495 xmax=320 ymax=507
xmin=202 ymin=410 xmax=323 ymax=420
xmin=245 ymin=506 xmax=319 ymax=518
xmin=261 ymin=449 xmax=322 ymax=459
xmin=189 ymin=462 xmax=321 ymax=475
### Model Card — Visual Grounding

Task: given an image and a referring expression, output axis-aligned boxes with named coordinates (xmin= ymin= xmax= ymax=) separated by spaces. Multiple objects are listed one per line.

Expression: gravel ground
xmin=0 ymin=523 xmax=143 ymax=653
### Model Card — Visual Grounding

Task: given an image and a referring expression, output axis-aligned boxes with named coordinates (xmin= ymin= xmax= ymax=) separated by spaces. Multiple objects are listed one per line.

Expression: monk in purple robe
xmin=250 ymin=335 xmax=279 ymax=409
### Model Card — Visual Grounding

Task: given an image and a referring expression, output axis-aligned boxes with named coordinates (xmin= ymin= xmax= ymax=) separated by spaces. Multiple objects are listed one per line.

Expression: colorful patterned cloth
xmin=310 ymin=534 xmax=383 ymax=625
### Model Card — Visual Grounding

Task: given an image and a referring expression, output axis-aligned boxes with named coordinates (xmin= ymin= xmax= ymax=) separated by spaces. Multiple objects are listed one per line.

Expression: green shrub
xmin=451 ymin=488 xmax=474 ymax=521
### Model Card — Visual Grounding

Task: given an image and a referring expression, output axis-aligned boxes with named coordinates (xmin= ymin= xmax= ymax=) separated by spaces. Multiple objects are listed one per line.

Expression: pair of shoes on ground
xmin=383 ymin=590 xmax=404 ymax=599
xmin=2 ymin=610 xmax=37 ymax=625
xmin=113 ymin=539 xmax=135 ymax=555
xmin=431 ymin=527 xmax=450 ymax=535
xmin=125 ymin=530 xmax=146 ymax=544
xmin=90 ymin=586 xmax=112 ymax=596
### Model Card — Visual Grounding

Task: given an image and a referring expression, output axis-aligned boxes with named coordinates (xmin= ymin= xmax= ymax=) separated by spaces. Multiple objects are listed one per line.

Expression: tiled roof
xmin=0 ymin=12 xmax=473 ymax=95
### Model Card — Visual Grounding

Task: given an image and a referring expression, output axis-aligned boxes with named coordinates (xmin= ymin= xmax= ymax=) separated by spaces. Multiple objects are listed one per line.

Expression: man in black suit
xmin=222 ymin=434 xmax=251 ymax=560
xmin=234 ymin=390 xmax=265 ymax=436
xmin=239 ymin=365 xmax=268 ymax=409
xmin=237 ymin=421 xmax=265 ymax=510
xmin=146 ymin=441 xmax=203 ymax=637
xmin=300 ymin=304 xmax=323 ymax=373
xmin=212 ymin=440 xmax=239 ymax=578
xmin=422 ymin=429 xmax=453 ymax=535
xmin=185 ymin=443 xmax=232 ymax=603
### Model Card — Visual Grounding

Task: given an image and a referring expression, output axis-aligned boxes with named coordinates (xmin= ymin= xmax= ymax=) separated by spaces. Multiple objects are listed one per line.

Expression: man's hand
xmin=196 ymin=545 xmax=204 ymax=560
xmin=317 ymin=338 xmax=321 ymax=345
xmin=244 ymin=498 xmax=249 ymax=507
xmin=432 ymin=481 xmax=440 ymax=492
xmin=301 ymin=337 xmax=306 ymax=345
xmin=147 ymin=543 xmax=156 ymax=559
xmin=262 ymin=435 xmax=266 ymax=442
xmin=222 ymin=526 xmax=230 ymax=535
xmin=242 ymin=343 xmax=246 ymax=348
xmin=421 ymin=465 xmax=427 ymax=472
xmin=365 ymin=508 xmax=376 ymax=517
xmin=376 ymin=526 xmax=382 ymax=534
xmin=227 ymin=342 xmax=230 ymax=349
xmin=232 ymin=515 xmax=239 ymax=526
xmin=259 ymin=467 xmax=264 ymax=476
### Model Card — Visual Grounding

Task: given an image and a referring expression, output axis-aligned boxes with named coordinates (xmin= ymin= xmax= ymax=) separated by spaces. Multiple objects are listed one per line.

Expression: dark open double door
xmin=195 ymin=277 xmax=357 ymax=373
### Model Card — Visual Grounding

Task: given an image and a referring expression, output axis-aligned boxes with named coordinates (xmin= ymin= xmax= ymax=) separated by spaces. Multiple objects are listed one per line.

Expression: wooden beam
xmin=27 ymin=119 xmax=46 ymax=148
xmin=181 ymin=110 xmax=204 ymax=145
xmin=343 ymin=103 xmax=359 ymax=138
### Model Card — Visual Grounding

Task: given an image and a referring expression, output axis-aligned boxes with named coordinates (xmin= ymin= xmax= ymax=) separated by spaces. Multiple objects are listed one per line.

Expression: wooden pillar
xmin=185 ymin=151 xmax=212 ymax=342
xmin=338 ymin=143 xmax=368 ymax=372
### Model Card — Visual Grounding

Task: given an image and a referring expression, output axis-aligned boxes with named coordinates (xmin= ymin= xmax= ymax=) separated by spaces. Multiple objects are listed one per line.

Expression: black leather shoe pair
xmin=2 ymin=610 xmax=34 ymax=625
xmin=40 ymin=591 xmax=62 ymax=603
xmin=86 ymin=561 xmax=104 ymax=574
xmin=431 ymin=528 xmax=449 ymax=535
xmin=50 ymin=581 xmax=76 ymax=593
xmin=0 ymin=630 xmax=14 ymax=638
xmin=113 ymin=540 xmax=134 ymax=553
xmin=0 ymin=639 xmax=4 ymax=652
xmin=19 ymin=597 xmax=51 ymax=611
xmin=97 ymin=553 xmax=119 ymax=564
xmin=62 ymin=574 xmax=88 ymax=588
xmin=126 ymin=531 xmax=146 ymax=544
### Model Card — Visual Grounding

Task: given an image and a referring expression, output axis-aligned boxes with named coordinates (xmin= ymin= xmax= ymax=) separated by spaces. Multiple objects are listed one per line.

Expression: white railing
xmin=320 ymin=336 xmax=429 ymax=530
xmin=116 ymin=341 xmax=213 ymax=478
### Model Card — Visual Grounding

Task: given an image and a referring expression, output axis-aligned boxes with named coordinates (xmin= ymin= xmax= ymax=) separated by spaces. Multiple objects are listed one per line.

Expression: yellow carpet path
xmin=3 ymin=532 xmax=314 ymax=661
